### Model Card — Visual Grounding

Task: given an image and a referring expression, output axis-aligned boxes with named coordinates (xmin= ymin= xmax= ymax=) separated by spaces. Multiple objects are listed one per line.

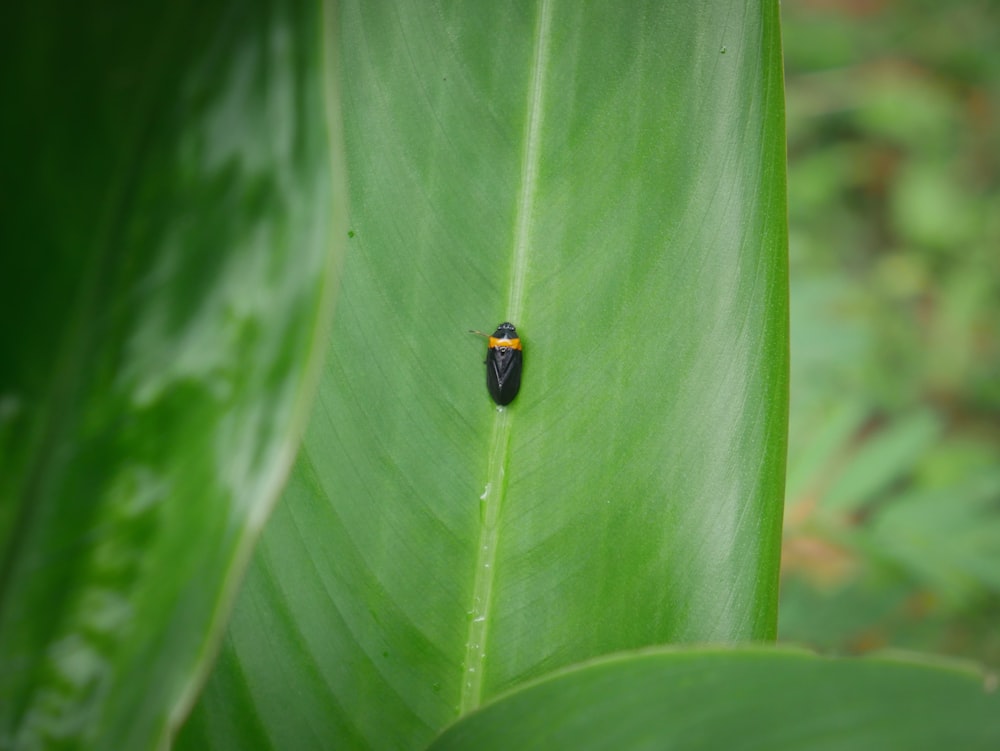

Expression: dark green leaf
xmin=0 ymin=1 xmax=346 ymax=747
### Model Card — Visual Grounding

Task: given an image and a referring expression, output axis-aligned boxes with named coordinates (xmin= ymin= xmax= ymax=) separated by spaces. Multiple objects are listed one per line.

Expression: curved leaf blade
xmin=428 ymin=647 xmax=1000 ymax=751
xmin=0 ymin=1 xmax=346 ymax=748
xmin=181 ymin=0 xmax=788 ymax=748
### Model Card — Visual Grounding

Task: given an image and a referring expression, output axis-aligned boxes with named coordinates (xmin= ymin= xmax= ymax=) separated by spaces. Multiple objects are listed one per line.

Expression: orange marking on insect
xmin=489 ymin=337 xmax=521 ymax=350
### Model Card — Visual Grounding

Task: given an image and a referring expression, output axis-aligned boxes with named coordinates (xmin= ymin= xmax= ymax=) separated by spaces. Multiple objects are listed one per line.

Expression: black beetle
xmin=470 ymin=322 xmax=522 ymax=405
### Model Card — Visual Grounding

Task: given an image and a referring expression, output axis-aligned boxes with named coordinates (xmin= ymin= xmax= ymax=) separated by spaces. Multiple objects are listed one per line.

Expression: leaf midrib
xmin=458 ymin=0 xmax=553 ymax=714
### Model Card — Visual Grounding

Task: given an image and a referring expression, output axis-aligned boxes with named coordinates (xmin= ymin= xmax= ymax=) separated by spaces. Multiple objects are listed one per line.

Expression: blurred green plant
xmin=780 ymin=0 xmax=1000 ymax=667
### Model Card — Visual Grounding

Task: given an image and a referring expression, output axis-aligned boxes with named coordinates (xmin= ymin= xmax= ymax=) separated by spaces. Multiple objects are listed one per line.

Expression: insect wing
xmin=486 ymin=345 xmax=522 ymax=405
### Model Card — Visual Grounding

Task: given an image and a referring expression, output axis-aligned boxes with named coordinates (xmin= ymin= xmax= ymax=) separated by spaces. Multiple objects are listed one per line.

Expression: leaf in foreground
xmin=0 ymin=1 xmax=346 ymax=748
xmin=429 ymin=647 xmax=1000 ymax=751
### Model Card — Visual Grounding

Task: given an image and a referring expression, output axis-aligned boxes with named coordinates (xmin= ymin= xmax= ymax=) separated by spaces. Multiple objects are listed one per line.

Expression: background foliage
xmin=780 ymin=0 xmax=1000 ymax=668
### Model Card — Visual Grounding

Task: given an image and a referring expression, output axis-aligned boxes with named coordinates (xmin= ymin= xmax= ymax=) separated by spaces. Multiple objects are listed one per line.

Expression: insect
xmin=470 ymin=322 xmax=523 ymax=405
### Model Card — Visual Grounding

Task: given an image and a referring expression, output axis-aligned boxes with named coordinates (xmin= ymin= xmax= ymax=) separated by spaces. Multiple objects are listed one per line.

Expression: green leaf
xmin=0 ymin=1 xmax=346 ymax=748
xmin=785 ymin=396 xmax=869 ymax=504
xmin=179 ymin=0 xmax=788 ymax=749
xmin=427 ymin=647 xmax=1000 ymax=750
xmin=821 ymin=409 xmax=942 ymax=513
xmin=868 ymin=468 xmax=1000 ymax=602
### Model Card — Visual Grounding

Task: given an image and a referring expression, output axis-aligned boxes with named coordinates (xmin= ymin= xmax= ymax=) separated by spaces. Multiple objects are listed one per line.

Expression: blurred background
xmin=779 ymin=0 xmax=1000 ymax=667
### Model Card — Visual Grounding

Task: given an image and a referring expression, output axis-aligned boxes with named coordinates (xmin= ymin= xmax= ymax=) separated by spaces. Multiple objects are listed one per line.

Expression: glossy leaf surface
xmin=0 ymin=1 xmax=345 ymax=748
